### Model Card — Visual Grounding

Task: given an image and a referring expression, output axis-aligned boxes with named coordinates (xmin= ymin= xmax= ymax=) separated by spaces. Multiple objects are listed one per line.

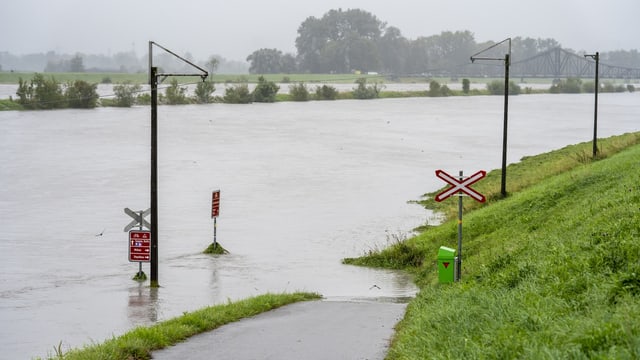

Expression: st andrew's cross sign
xmin=434 ymin=170 xmax=486 ymax=203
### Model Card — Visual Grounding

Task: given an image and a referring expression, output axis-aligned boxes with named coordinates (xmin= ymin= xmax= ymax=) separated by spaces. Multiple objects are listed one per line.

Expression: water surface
xmin=0 ymin=93 xmax=638 ymax=359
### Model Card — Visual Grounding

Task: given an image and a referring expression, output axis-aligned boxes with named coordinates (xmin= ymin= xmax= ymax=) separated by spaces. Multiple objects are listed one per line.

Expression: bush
xmin=65 ymin=80 xmax=99 ymax=108
xmin=164 ymin=78 xmax=189 ymax=105
xmin=428 ymin=80 xmax=441 ymax=96
xmin=352 ymin=78 xmax=383 ymax=99
xmin=550 ymin=78 xmax=582 ymax=93
xmin=252 ymin=76 xmax=280 ymax=102
xmin=16 ymin=74 xmax=66 ymax=109
xmin=314 ymin=85 xmax=338 ymax=100
xmin=627 ymin=84 xmax=636 ymax=92
xmin=194 ymin=79 xmax=216 ymax=104
xmin=289 ymin=82 xmax=309 ymax=101
xmin=462 ymin=78 xmax=470 ymax=94
xmin=487 ymin=80 xmax=521 ymax=95
xmin=136 ymin=93 xmax=151 ymax=105
xmin=113 ymin=82 xmax=142 ymax=107
xmin=428 ymin=80 xmax=452 ymax=97
xmin=223 ymin=83 xmax=253 ymax=104
xmin=582 ymin=81 xmax=595 ymax=93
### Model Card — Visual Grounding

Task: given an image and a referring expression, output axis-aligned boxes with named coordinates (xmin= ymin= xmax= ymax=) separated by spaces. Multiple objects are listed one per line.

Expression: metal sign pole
xmin=457 ymin=171 xmax=463 ymax=282
xmin=138 ymin=211 xmax=143 ymax=277
xmin=435 ymin=169 xmax=486 ymax=283
xmin=214 ymin=217 xmax=218 ymax=248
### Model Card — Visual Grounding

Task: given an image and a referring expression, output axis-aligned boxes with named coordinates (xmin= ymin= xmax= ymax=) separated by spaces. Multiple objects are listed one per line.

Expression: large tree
xmin=247 ymin=48 xmax=296 ymax=74
xmin=296 ymin=8 xmax=385 ymax=73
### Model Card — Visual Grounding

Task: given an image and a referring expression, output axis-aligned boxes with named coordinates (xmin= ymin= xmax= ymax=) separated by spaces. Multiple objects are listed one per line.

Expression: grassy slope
xmin=348 ymin=133 xmax=640 ymax=359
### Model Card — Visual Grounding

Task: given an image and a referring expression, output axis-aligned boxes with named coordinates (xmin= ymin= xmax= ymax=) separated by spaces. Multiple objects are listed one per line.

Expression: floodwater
xmin=1 ymin=93 xmax=638 ymax=359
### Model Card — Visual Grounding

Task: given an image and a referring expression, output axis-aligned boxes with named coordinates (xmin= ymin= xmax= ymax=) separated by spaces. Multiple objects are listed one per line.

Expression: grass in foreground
xmin=347 ymin=133 xmax=640 ymax=358
xmin=45 ymin=292 xmax=320 ymax=360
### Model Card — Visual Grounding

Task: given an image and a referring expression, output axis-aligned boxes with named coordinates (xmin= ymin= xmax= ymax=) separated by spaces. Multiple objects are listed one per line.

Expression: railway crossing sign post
xmin=129 ymin=230 xmax=151 ymax=263
xmin=435 ymin=170 xmax=486 ymax=281
xmin=124 ymin=208 xmax=151 ymax=280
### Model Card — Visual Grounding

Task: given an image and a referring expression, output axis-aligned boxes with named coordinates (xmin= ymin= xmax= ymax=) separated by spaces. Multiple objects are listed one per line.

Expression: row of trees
xmin=0 ymin=51 xmax=248 ymax=74
xmin=245 ymin=8 xmax=640 ymax=76
xmin=3 ymin=9 xmax=639 ymax=76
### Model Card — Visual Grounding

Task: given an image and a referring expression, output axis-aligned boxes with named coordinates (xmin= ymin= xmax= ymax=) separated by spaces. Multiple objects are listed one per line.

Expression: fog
xmin=1 ymin=0 xmax=638 ymax=62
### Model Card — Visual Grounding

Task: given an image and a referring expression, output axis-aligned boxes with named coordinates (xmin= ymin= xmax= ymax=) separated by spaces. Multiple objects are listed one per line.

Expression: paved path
xmin=152 ymin=300 xmax=407 ymax=360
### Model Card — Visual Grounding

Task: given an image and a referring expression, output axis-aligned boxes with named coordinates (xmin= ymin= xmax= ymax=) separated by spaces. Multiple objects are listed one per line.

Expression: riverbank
xmin=346 ymin=132 xmax=640 ymax=358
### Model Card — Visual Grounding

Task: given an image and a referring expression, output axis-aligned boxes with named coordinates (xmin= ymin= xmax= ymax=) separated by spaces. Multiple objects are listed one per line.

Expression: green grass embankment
xmin=346 ymin=132 xmax=640 ymax=359
xmin=45 ymin=292 xmax=320 ymax=360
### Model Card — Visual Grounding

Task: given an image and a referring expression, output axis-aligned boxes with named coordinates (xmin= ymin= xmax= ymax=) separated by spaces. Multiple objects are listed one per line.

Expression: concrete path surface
xmin=152 ymin=300 xmax=407 ymax=360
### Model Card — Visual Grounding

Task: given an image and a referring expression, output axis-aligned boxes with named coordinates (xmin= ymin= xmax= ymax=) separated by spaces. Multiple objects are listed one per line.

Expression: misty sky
xmin=2 ymin=0 xmax=638 ymax=61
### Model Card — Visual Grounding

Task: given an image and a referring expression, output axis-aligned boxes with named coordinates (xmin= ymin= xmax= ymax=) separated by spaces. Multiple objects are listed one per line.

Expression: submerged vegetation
xmin=203 ymin=242 xmax=229 ymax=255
xmin=345 ymin=132 xmax=640 ymax=358
xmin=0 ymin=71 xmax=635 ymax=111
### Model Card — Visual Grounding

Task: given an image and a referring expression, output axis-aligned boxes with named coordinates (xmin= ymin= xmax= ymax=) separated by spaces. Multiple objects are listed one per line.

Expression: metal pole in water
xmin=138 ymin=211 xmax=143 ymax=277
xmin=150 ymin=66 xmax=159 ymax=287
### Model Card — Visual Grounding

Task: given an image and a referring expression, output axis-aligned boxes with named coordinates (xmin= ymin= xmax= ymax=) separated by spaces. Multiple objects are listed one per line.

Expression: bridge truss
xmin=511 ymin=47 xmax=640 ymax=79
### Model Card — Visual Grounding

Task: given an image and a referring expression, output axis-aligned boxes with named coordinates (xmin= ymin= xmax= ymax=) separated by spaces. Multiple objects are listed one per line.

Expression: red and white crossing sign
xmin=435 ymin=170 xmax=486 ymax=203
xmin=129 ymin=230 xmax=151 ymax=262
xmin=211 ymin=190 xmax=221 ymax=218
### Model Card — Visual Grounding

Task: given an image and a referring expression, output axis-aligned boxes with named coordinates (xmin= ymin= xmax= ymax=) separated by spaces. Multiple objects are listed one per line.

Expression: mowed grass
xmin=44 ymin=292 xmax=320 ymax=360
xmin=346 ymin=132 xmax=640 ymax=358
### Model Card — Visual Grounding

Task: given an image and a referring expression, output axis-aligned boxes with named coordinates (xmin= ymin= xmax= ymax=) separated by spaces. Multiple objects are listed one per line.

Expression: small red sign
xmin=443 ymin=262 xmax=450 ymax=269
xmin=129 ymin=230 xmax=151 ymax=262
xmin=211 ymin=190 xmax=220 ymax=218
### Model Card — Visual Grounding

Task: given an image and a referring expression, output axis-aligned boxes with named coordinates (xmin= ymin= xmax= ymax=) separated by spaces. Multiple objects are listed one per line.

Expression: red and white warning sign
xmin=129 ymin=230 xmax=151 ymax=262
xmin=211 ymin=190 xmax=220 ymax=218
xmin=435 ymin=170 xmax=486 ymax=203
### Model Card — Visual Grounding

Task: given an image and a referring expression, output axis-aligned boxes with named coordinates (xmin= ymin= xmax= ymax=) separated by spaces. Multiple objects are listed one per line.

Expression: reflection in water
xmin=127 ymin=284 xmax=159 ymax=324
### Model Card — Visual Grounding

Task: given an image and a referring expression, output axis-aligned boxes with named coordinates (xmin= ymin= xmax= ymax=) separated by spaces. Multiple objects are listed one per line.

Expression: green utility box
xmin=438 ymin=246 xmax=457 ymax=283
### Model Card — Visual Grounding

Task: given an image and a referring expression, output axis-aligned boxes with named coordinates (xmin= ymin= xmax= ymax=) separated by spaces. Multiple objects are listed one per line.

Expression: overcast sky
xmin=1 ymin=0 xmax=638 ymax=61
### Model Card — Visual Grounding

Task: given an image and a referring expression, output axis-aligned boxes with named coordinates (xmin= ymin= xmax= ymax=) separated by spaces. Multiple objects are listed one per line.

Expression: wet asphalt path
xmin=152 ymin=300 xmax=407 ymax=360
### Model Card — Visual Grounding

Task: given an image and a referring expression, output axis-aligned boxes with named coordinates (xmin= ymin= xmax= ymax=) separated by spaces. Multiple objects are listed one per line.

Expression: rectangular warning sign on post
xmin=211 ymin=190 xmax=220 ymax=218
xmin=129 ymin=230 xmax=151 ymax=262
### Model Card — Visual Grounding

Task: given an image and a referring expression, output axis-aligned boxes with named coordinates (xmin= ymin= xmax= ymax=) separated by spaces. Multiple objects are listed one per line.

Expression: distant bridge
xmin=511 ymin=47 xmax=640 ymax=79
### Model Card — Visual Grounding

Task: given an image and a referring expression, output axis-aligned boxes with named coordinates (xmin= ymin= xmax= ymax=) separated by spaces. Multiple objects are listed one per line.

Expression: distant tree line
xmin=0 ymin=51 xmax=248 ymax=74
xmin=245 ymin=8 xmax=640 ymax=76
xmin=2 ymin=7 xmax=639 ymax=77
